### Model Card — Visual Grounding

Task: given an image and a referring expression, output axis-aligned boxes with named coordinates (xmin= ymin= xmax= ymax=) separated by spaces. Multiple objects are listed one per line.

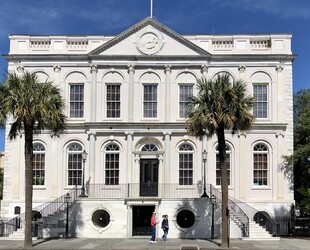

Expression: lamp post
xmin=211 ymin=194 xmax=216 ymax=239
xmin=64 ymin=193 xmax=71 ymax=239
xmin=201 ymin=150 xmax=209 ymax=198
xmin=80 ymin=150 xmax=88 ymax=197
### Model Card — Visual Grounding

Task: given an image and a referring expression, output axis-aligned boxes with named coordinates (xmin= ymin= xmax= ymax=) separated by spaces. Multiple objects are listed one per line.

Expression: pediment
xmin=89 ymin=17 xmax=211 ymax=57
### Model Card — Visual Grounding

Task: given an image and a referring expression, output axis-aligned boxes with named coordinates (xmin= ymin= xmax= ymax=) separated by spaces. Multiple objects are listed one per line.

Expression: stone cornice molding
xmin=4 ymin=53 xmax=296 ymax=63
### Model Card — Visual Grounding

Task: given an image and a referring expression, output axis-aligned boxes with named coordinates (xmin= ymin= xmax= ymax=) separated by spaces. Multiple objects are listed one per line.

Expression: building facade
xmin=1 ymin=18 xmax=294 ymax=238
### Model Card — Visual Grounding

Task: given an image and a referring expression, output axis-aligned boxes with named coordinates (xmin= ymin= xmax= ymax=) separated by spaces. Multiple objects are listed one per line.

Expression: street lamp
xmin=201 ymin=150 xmax=209 ymax=198
xmin=211 ymin=194 xmax=216 ymax=239
xmin=80 ymin=150 xmax=88 ymax=197
xmin=64 ymin=193 xmax=71 ymax=239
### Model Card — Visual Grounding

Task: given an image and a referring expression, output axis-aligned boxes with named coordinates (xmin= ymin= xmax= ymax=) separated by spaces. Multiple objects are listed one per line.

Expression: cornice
xmin=65 ymin=121 xmax=288 ymax=131
xmin=3 ymin=53 xmax=296 ymax=63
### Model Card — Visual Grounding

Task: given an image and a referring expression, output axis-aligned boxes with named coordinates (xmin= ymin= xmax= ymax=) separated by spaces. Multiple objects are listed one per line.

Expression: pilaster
xmin=165 ymin=65 xmax=171 ymax=122
xmin=128 ymin=65 xmax=135 ymax=122
xmin=90 ymin=65 xmax=98 ymax=122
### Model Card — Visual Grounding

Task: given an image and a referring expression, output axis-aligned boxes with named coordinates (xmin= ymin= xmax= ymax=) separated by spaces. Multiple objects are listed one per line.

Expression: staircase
xmin=0 ymin=186 xmax=81 ymax=239
xmin=209 ymin=185 xmax=279 ymax=240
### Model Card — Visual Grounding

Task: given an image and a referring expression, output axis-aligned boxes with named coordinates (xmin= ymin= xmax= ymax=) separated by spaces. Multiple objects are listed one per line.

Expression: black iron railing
xmin=87 ymin=183 xmax=204 ymax=199
xmin=209 ymin=184 xmax=249 ymax=237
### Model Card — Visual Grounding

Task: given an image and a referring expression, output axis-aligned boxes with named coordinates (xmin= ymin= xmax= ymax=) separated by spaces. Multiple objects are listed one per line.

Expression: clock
xmin=136 ymin=28 xmax=164 ymax=55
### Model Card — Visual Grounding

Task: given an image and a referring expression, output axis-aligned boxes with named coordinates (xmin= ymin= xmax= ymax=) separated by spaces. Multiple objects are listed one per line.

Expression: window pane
xmin=33 ymin=143 xmax=45 ymax=186
xmin=70 ymin=84 xmax=84 ymax=118
xmin=253 ymin=84 xmax=267 ymax=118
xmin=179 ymin=144 xmax=193 ymax=185
xmin=105 ymin=144 xmax=120 ymax=185
xmin=106 ymin=85 xmax=120 ymax=118
xmin=179 ymin=85 xmax=193 ymax=118
xmin=143 ymin=85 xmax=157 ymax=118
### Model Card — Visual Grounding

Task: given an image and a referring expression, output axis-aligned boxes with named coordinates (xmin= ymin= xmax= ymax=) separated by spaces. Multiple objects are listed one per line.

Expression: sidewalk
xmin=0 ymin=237 xmax=309 ymax=249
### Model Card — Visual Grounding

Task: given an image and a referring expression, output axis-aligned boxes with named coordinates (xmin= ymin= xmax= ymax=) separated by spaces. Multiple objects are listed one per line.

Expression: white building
xmin=1 ymin=17 xmax=295 ymax=239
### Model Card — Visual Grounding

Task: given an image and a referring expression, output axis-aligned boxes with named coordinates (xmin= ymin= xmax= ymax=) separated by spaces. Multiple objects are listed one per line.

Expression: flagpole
xmin=150 ymin=0 xmax=153 ymax=18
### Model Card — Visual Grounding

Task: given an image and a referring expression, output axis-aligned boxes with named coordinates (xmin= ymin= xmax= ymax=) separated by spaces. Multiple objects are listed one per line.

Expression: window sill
xmin=251 ymin=186 xmax=271 ymax=190
xmin=33 ymin=186 xmax=46 ymax=190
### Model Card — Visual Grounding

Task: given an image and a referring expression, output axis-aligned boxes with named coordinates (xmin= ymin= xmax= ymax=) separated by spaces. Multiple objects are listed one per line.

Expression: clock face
xmin=136 ymin=30 xmax=164 ymax=55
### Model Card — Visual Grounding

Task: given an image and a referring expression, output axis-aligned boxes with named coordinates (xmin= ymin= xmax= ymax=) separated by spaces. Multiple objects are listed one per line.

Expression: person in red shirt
xmin=150 ymin=212 xmax=158 ymax=243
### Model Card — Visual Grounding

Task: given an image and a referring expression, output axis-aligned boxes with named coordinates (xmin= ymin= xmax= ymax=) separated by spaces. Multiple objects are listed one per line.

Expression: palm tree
xmin=186 ymin=73 xmax=254 ymax=248
xmin=0 ymin=71 xmax=66 ymax=248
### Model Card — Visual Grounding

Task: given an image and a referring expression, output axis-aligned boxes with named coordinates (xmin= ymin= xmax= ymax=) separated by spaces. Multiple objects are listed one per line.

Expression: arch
xmin=211 ymin=70 xmax=235 ymax=81
xmin=102 ymin=70 xmax=124 ymax=83
xmin=64 ymin=70 xmax=87 ymax=83
xmin=139 ymin=71 xmax=161 ymax=84
xmin=176 ymin=139 xmax=198 ymax=152
xmin=100 ymin=139 xmax=123 ymax=153
xmin=135 ymin=137 xmax=163 ymax=151
xmin=253 ymin=211 xmax=273 ymax=228
xmin=175 ymin=70 xmax=198 ymax=83
xmin=32 ymin=70 xmax=50 ymax=82
xmin=250 ymin=71 xmax=272 ymax=83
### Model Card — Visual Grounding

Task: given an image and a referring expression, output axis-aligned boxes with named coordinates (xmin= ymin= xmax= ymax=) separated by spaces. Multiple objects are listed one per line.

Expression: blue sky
xmin=1 ymin=0 xmax=310 ymax=151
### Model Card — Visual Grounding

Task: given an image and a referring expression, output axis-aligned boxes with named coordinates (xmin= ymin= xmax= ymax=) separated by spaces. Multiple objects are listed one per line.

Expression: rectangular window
xmin=70 ymin=84 xmax=84 ymax=118
xmin=143 ymin=85 xmax=157 ymax=118
xmin=33 ymin=153 xmax=45 ymax=185
xmin=253 ymin=84 xmax=267 ymax=118
xmin=253 ymin=154 xmax=268 ymax=186
xmin=105 ymin=153 xmax=119 ymax=185
xmin=106 ymin=85 xmax=120 ymax=118
xmin=179 ymin=153 xmax=193 ymax=185
xmin=68 ymin=153 xmax=82 ymax=185
xmin=179 ymin=85 xmax=193 ymax=118
xmin=216 ymin=154 xmax=230 ymax=186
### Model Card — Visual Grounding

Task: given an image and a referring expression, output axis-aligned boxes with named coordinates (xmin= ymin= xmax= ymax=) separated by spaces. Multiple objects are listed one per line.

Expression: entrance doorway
xmin=132 ymin=205 xmax=155 ymax=236
xmin=140 ymin=159 xmax=158 ymax=197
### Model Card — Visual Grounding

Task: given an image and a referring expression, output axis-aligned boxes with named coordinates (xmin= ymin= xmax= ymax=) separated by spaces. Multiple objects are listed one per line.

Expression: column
xmin=125 ymin=132 xmax=134 ymax=183
xmin=201 ymin=64 xmax=209 ymax=79
xmin=163 ymin=132 xmax=171 ymax=184
xmin=238 ymin=65 xmax=246 ymax=80
xmin=128 ymin=65 xmax=135 ymax=122
xmin=276 ymin=65 xmax=284 ymax=123
xmin=90 ymin=65 xmax=98 ymax=122
xmin=165 ymin=65 xmax=171 ymax=122
xmin=88 ymin=132 xmax=96 ymax=184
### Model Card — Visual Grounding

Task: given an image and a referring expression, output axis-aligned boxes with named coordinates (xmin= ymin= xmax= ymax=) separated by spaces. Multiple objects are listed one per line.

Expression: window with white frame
xmin=105 ymin=144 xmax=120 ymax=185
xmin=179 ymin=143 xmax=194 ymax=185
xmin=141 ymin=144 xmax=158 ymax=152
xmin=70 ymin=84 xmax=84 ymax=118
xmin=216 ymin=144 xmax=231 ymax=186
xmin=253 ymin=143 xmax=269 ymax=186
xmin=179 ymin=84 xmax=193 ymax=118
xmin=106 ymin=84 xmax=120 ymax=118
xmin=33 ymin=143 xmax=45 ymax=186
xmin=143 ymin=84 xmax=157 ymax=118
xmin=67 ymin=143 xmax=83 ymax=186
xmin=253 ymin=84 xmax=268 ymax=118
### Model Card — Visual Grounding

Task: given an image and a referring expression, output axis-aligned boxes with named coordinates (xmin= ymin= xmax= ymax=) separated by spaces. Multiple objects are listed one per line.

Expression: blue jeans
xmin=150 ymin=226 xmax=156 ymax=241
xmin=162 ymin=228 xmax=168 ymax=241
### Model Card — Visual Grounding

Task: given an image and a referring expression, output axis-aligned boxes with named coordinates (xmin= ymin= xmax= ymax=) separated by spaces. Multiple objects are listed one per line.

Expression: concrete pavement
xmin=0 ymin=237 xmax=309 ymax=249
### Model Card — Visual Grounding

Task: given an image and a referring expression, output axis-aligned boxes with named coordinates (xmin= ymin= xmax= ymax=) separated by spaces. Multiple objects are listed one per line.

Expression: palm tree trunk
xmin=24 ymin=128 xmax=33 ymax=248
xmin=217 ymin=124 xmax=229 ymax=248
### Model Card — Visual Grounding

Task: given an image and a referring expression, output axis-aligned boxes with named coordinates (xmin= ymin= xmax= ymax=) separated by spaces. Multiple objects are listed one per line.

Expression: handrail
xmin=209 ymin=184 xmax=249 ymax=237
xmin=0 ymin=186 xmax=80 ymax=237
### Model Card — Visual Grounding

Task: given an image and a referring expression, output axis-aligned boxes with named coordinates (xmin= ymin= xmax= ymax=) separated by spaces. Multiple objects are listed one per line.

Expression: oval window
xmin=176 ymin=210 xmax=195 ymax=228
xmin=92 ymin=209 xmax=110 ymax=228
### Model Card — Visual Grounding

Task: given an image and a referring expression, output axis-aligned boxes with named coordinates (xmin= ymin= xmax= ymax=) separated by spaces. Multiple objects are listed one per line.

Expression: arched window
xmin=179 ymin=144 xmax=194 ymax=185
xmin=33 ymin=143 xmax=45 ymax=186
xmin=67 ymin=143 xmax=83 ymax=186
xmin=105 ymin=144 xmax=120 ymax=185
xmin=141 ymin=144 xmax=158 ymax=152
xmin=216 ymin=144 xmax=231 ymax=186
xmin=253 ymin=143 xmax=269 ymax=186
